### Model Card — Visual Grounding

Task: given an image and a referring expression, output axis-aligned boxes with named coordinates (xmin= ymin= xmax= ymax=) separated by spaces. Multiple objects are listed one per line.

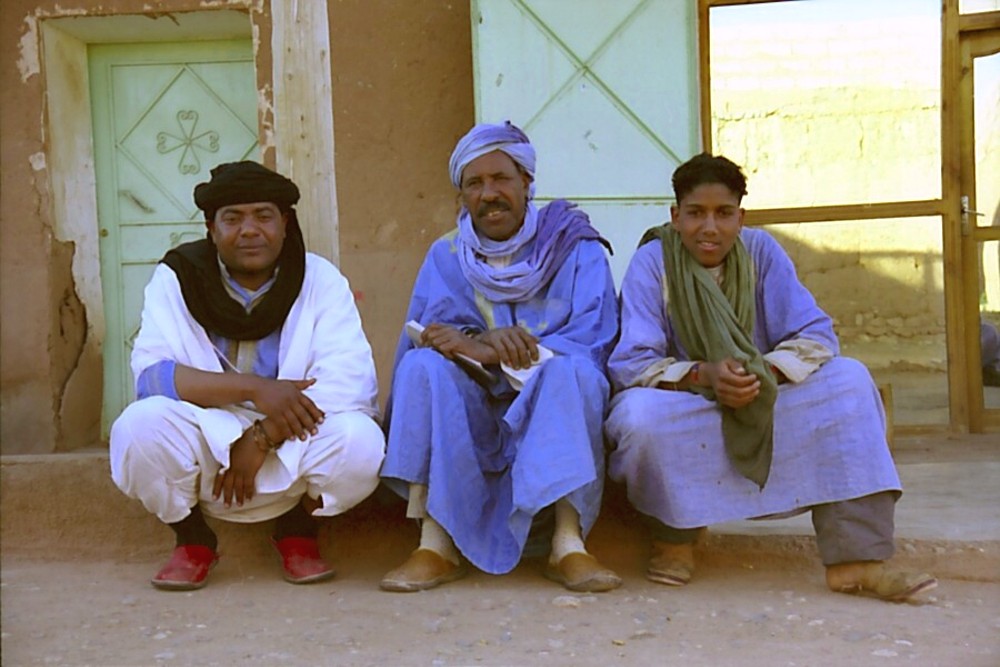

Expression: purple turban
xmin=448 ymin=121 xmax=536 ymax=198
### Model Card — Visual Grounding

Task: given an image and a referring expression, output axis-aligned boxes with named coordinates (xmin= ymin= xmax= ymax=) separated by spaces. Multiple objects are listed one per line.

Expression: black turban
xmin=193 ymin=161 xmax=300 ymax=221
xmin=162 ymin=160 xmax=306 ymax=340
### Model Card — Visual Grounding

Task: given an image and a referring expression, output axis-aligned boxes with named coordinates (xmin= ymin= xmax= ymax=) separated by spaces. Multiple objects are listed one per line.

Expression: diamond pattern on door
xmin=90 ymin=41 xmax=258 ymax=436
xmin=473 ymin=0 xmax=699 ymax=282
xmin=118 ymin=65 xmax=258 ymax=220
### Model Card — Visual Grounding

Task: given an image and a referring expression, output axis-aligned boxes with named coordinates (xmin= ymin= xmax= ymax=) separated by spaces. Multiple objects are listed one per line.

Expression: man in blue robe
xmin=605 ymin=153 xmax=936 ymax=602
xmin=379 ymin=122 xmax=621 ymax=593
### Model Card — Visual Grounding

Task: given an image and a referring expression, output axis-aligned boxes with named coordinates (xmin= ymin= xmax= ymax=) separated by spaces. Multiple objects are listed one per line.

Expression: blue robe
xmin=381 ymin=227 xmax=618 ymax=574
xmin=604 ymin=229 xmax=901 ymax=529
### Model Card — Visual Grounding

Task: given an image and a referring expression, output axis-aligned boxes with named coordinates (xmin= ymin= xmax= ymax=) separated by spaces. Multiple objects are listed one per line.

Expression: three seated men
xmin=111 ymin=149 xmax=935 ymax=604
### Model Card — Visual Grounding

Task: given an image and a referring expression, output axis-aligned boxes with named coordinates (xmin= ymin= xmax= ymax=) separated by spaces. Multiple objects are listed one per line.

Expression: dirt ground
xmin=3 ymin=438 xmax=998 ymax=666
xmin=3 ymin=551 xmax=998 ymax=667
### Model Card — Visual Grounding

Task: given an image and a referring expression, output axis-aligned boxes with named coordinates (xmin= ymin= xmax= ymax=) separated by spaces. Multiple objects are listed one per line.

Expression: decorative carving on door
xmin=156 ymin=110 xmax=220 ymax=175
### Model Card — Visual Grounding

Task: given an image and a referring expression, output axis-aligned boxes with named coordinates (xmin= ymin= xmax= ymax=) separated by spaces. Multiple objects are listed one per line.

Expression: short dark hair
xmin=672 ymin=153 xmax=748 ymax=203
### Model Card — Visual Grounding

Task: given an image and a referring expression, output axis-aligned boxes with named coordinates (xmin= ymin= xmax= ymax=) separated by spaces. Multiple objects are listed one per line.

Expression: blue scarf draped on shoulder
xmin=456 ymin=199 xmax=610 ymax=303
xmin=449 ymin=121 xmax=610 ymax=303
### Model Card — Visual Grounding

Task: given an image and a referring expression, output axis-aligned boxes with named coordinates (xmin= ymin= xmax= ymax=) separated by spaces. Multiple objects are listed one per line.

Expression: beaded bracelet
xmin=251 ymin=419 xmax=281 ymax=452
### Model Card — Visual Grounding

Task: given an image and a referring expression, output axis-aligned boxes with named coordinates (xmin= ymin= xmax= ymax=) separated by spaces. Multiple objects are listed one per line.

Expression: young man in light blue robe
xmin=604 ymin=153 xmax=936 ymax=602
xmin=379 ymin=122 xmax=622 ymax=593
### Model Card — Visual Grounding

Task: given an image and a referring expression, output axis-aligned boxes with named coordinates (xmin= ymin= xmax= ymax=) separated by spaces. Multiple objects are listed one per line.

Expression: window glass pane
xmin=758 ymin=217 xmax=947 ymax=426
xmin=710 ymin=0 xmax=941 ymax=209
xmin=974 ymin=50 xmax=1000 ymax=238
xmin=981 ymin=244 xmax=1000 ymax=409
xmin=975 ymin=50 xmax=999 ymax=409
xmin=961 ymin=0 xmax=1000 ymax=14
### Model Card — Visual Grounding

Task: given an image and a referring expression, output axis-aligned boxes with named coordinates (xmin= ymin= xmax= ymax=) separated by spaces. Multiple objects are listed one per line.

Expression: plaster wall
xmin=2 ymin=3 xmax=60 ymax=454
xmin=0 ymin=0 xmax=473 ymax=454
xmin=329 ymin=0 xmax=474 ymax=406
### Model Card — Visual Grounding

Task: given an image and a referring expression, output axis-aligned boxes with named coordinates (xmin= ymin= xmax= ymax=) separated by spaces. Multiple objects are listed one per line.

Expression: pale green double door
xmin=472 ymin=0 xmax=700 ymax=284
xmin=90 ymin=40 xmax=259 ymax=435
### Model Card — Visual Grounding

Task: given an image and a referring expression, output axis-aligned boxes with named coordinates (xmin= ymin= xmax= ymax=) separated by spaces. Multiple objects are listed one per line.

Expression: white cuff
xmin=764 ymin=339 xmax=834 ymax=383
xmin=632 ymin=358 xmax=697 ymax=388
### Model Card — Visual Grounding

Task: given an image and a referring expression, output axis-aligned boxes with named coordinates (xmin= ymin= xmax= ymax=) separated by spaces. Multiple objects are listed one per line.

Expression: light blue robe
xmin=381 ymin=229 xmax=618 ymax=574
xmin=604 ymin=229 xmax=901 ymax=529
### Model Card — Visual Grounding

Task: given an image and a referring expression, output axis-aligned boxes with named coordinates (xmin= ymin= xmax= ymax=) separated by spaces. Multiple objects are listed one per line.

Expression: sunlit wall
xmin=710 ymin=1 xmax=944 ymax=349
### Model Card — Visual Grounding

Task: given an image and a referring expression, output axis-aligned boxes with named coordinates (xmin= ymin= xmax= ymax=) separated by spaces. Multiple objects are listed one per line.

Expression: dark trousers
xmin=645 ymin=491 xmax=897 ymax=566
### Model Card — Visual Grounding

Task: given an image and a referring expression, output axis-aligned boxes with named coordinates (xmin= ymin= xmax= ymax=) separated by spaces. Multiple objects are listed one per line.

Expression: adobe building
xmin=2 ymin=0 xmax=998 ymax=457
xmin=1 ymin=0 xmax=475 ymax=454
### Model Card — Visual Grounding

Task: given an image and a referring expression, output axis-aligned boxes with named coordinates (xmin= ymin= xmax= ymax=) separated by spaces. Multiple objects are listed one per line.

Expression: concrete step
xmin=2 ymin=439 xmax=998 ymax=583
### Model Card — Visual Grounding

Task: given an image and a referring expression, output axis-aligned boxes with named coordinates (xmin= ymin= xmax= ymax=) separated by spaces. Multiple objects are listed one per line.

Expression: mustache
xmin=477 ymin=202 xmax=510 ymax=217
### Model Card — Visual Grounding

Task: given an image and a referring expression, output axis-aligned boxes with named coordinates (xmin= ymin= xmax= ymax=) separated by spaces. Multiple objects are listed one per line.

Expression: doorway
xmin=88 ymin=40 xmax=259 ymax=435
xmin=954 ymin=14 xmax=1000 ymax=430
xmin=470 ymin=0 xmax=702 ymax=285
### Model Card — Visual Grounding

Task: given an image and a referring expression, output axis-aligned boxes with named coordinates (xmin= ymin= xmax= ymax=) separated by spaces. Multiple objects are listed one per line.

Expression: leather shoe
xmin=271 ymin=536 xmax=336 ymax=584
xmin=647 ymin=540 xmax=695 ymax=586
xmin=151 ymin=545 xmax=219 ymax=591
xmin=380 ymin=548 xmax=467 ymax=592
xmin=544 ymin=552 xmax=622 ymax=592
xmin=826 ymin=561 xmax=937 ymax=602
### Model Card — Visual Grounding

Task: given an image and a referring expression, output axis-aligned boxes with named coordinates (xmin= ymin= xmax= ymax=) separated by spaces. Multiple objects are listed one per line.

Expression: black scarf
xmin=161 ymin=216 xmax=306 ymax=341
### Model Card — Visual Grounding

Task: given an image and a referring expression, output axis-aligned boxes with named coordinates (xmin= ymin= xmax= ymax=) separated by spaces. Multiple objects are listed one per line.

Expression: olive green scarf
xmin=643 ymin=225 xmax=777 ymax=488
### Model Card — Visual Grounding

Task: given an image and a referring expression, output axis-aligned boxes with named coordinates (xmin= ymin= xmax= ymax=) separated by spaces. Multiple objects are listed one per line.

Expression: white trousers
xmin=110 ymin=396 xmax=385 ymax=524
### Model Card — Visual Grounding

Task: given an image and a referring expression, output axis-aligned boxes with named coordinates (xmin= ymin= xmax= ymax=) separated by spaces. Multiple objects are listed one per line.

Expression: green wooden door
xmin=471 ymin=0 xmax=700 ymax=284
xmin=89 ymin=40 xmax=259 ymax=436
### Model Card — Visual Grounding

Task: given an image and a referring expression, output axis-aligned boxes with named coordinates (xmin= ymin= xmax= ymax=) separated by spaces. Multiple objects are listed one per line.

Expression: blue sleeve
xmin=536 ymin=240 xmax=620 ymax=370
xmin=750 ymin=230 xmax=839 ymax=355
xmin=607 ymin=241 xmax=675 ymax=391
xmin=135 ymin=360 xmax=179 ymax=400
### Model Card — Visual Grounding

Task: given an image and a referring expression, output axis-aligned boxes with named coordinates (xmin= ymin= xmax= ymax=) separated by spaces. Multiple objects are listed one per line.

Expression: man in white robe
xmin=110 ymin=161 xmax=384 ymax=590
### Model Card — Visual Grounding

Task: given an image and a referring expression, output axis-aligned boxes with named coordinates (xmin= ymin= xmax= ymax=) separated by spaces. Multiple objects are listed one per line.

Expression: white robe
xmin=111 ymin=253 xmax=385 ymax=523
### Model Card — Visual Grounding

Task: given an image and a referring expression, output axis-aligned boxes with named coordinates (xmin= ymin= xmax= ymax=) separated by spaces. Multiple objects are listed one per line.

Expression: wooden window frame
xmin=697 ymin=0 xmax=1000 ymax=432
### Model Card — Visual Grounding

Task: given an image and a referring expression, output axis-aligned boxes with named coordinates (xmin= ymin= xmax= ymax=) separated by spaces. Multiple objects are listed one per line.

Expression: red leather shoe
xmin=151 ymin=545 xmax=219 ymax=591
xmin=271 ymin=536 xmax=335 ymax=584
